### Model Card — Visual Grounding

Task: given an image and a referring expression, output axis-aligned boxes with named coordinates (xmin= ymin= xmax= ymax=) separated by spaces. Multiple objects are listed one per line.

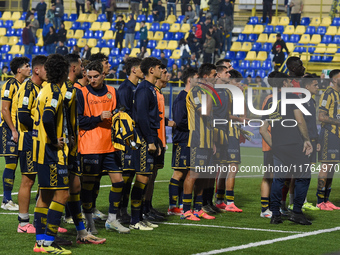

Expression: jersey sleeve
xmin=18 ymin=81 xmax=35 ymax=112
xmin=44 ymin=84 xmax=63 ymax=114
xmin=319 ymin=90 xmax=332 ymax=113
xmin=1 ymin=79 xmax=17 ymax=102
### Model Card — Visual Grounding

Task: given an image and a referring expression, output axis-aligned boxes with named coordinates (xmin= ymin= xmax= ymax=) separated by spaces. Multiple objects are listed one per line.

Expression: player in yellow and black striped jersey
xmin=0 ymin=57 xmax=31 ymax=211
xmin=11 ymin=55 xmax=47 ymax=232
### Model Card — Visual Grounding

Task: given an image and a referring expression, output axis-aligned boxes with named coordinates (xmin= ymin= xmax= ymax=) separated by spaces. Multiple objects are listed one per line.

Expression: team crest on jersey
xmin=230 ymin=154 xmax=236 ymax=159
xmin=331 ymin=154 xmax=336 ymax=159
xmin=107 ymin=93 xmax=112 ymax=99
xmin=63 ymin=176 xmax=69 ymax=185
xmin=10 ymin=147 xmax=15 ymax=153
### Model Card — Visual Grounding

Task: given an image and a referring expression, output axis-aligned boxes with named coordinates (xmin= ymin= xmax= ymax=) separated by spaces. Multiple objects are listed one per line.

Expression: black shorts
xmin=19 ymin=150 xmax=36 ymax=175
xmin=213 ymin=143 xmax=228 ymax=164
xmin=0 ymin=126 xmax=18 ymax=156
xmin=132 ymin=137 xmax=155 ymax=175
xmin=81 ymin=152 xmax=122 ymax=177
xmin=154 ymin=147 xmax=165 ymax=169
xmin=189 ymin=147 xmax=213 ymax=170
xmin=121 ymin=146 xmax=135 ymax=171
xmin=318 ymin=128 xmax=340 ymax=163
xmin=227 ymin=136 xmax=240 ymax=164
xmin=37 ymin=163 xmax=69 ymax=190
xmin=172 ymin=143 xmax=190 ymax=170
xmin=69 ymin=155 xmax=81 ymax=176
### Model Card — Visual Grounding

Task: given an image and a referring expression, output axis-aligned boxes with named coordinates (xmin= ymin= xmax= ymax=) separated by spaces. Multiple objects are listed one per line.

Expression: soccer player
xmin=260 ymin=72 xmax=312 ymax=225
xmin=74 ymin=59 xmax=91 ymax=89
xmin=13 ymin=55 xmax=47 ymax=233
xmin=316 ymin=69 xmax=340 ymax=210
xmin=286 ymin=56 xmax=305 ymax=88
xmin=32 ymin=54 xmax=72 ymax=254
xmin=117 ymin=57 xmax=144 ymax=224
xmin=1 ymin=56 xmax=31 ymax=211
xmin=130 ymin=57 xmax=162 ymax=230
xmin=77 ymin=61 xmax=130 ymax=234
xmin=215 ymin=59 xmax=234 ymax=71
xmin=168 ymin=68 xmax=198 ymax=215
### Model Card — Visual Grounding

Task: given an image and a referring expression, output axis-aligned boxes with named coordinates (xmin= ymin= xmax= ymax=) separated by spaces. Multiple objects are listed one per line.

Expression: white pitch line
xmin=193 ymin=226 xmax=340 ymax=255
xmin=160 ymin=222 xmax=303 ymax=234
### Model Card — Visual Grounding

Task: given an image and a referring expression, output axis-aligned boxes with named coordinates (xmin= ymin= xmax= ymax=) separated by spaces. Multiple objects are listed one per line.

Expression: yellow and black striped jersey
xmin=226 ymin=89 xmax=240 ymax=139
xmin=11 ymin=79 xmax=42 ymax=151
xmin=0 ymin=77 xmax=21 ymax=128
xmin=32 ymin=83 xmax=68 ymax=165
xmin=186 ymin=86 xmax=213 ymax=149
xmin=319 ymin=86 xmax=340 ymax=138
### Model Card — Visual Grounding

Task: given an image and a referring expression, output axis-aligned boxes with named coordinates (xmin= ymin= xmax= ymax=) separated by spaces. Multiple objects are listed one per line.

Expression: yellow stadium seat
xmin=101 ymin=47 xmax=110 ymax=55
xmin=100 ymin=22 xmax=111 ymax=31
xmin=103 ymin=30 xmax=113 ymax=40
xmin=91 ymin=47 xmax=100 ymax=54
xmin=243 ymin=25 xmax=253 ymax=34
xmin=148 ymin=31 xmax=154 ymax=40
xmin=180 ymin=24 xmax=190 ymax=33
xmin=300 ymin=53 xmax=310 ymax=61
xmin=130 ymin=48 xmax=140 ymax=57
xmin=299 ymin=34 xmax=310 ymax=44
xmin=169 ymin=24 xmax=180 ymax=33
xmin=326 ymin=26 xmax=337 ymax=36
xmin=156 ymin=40 xmax=168 ymax=50
xmin=135 ymin=23 xmax=140 ymax=32
xmin=13 ymin=20 xmax=24 ymax=29
xmin=314 ymin=43 xmax=326 ymax=53
xmin=153 ymin=32 xmax=163 ymax=40
xmin=256 ymin=51 xmax=267 ymax=61
xmin=90 ymin=22 xmax=101 ymax=31
xmin=8 ymin=37 xmax=19 ymax=46
xmin=283 ymin=25 xmax=295 ymax=35
xmin=146 ymin=23 xmax=151 ymax=30
xmin=257 ymin=34 xmax=268 ymax=43
xmin=0 ymin=28 xmax=6 ymax=36
xmin=295 ymin=25 xmax=305 ymax=35
xmin=0 ymin=37 xmax=7 ymax=45
xmin=310 ymin=17 xmax=321 ymax=26
xmin=280 ymin=17 xmax=290 ymax=26
xmin=171 ymin=50 xmax=181 ymax=59
xmin=333 ymin=54 xmax=340 ymax=62
xmin=267 ymin=33 xmax=277 ymax=43
xmin=310 ymin=34 xmax=321 ymax=44
xmin=36 ymin=29 xmax=42 ymax=38
xmin=241 ymin=42 xmax=252 ymax=51
xmin=74 ymin=30 xmax=84 ymax=39
xmin=9 ymin=45 xmax=21 ymax=54
xmin=66 ymin=30 xmax=74 ymax=39
xmin=88 ymin=13 xmax=98 ymax=22
xmin=64 ymin=21 xmax=72 ymax=30
xmin=165 ymin=15 xmax=176 ymax=24
xmin=290 ymin=52 xmax=300 ymax=57
xmin=269 ymin=16 xmax=279 ymax=26
xmin=245 ymin=51 xmax=256 ymax=61
xmin=77 ymin=13 xmax=88 ymax=22
xmin=321 ymin=17 xmax=332 ymax=26
xmin=230 ymin=42 xmax=241 ymax=51
xmin=326 ymin=44 xmax=337 ymax=54
xmin=36 ymin=37 xmax=44 ymax=46
xmin=77 ymin=38 xmax=87 ymax=48
xmin=168 ymin=40 xmax=178 ymax=50
xmin=20 ymin=46 xmax=25 ymax=54
xmin=87 ymin=39 xmax=97 ymax=48
xmin=286 ymin=43 xmax=295 ymax=53
xmin=1 ymin=12 xmax=11 ymax=20
xmin=184 ymin=32 xmax=189 ymax=39
xmin=253 ymin=25 xmax=264 ymax=34
xmin=12 ymin=12 xmax=21 ymax=21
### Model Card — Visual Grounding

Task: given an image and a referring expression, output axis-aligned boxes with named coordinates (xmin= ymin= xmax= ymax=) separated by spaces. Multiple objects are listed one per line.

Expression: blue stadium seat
xmin=288 ymin=34 xmax=300 ymax=43
xmin=34 ymin=13 xmax=38 ymax=19
xmin=337 ymin=48 xmax=340 ymax=53
xmin=6 ymin=28 xmax=15 ymax=36
xmin=235 ymin=51 xmax=246 ymax=60
xmin=322 ymin=54 xmax=332 ymax=62
xmin=17 ymin=37 xmax=23 ymax=45
xmin=20 ymin=12 xmax=27 ymax=20
xmin=263 ymin=25 xmax=273 ymax=34
xmin=262 ymin=60 xmax=272 ymax=70
xmin=176 ymin=15 xmax=185 ymax=23
xmin=174 ymin=32 xmax=184 ymax=40
xmin=281 ymin=34 xmax=289 ymax=42
xmin=63 ymin=13 xmax=68 ymax=21
xmin=163 ymin=49 xmax=171 ymax=58
xmin=134 ymin=32 xmax=140 ymax=40
xmin=68 ymin=14 xmax=78 ymax=21
xmin=66 ymin=38 xmax=77 ymax=47
xmin=4 ymin=20 xmax=13 ymax=29
xmin=15 ymin=54 xmax=23 ymax=57
xmin=250 ymin=60 xmax=261 ymax=69
xmin=305 ymin=26 xmax=316 ymax=35
xmin=231 ymin=60 xmax=239 ymax=69
xmin=107 ymin=39 xmax=115 ymax=48
xmin=248 ymin=16 xmax=259 ymax=25
xmin=167 ymin=58 xmax=174 ymax=68
xmin=16 ymin=28 xmax=23 ymax=36
xmin=164 ymin=32 xmax=173 ymax=40
xmin=0 ymin=20 xmax=3 ymax=27
xmin=175 ymin=59 xmax=182 ymax=68
xmin=110 ymin=48 xmax=120 ymax=57
xmin=97 ymin=14 xmax=107 ymax=22
xmin=251 ymin=42 xmax=262 ymax=51
xmin=40 ymin=46 xmax=47 ymax=55
xmin=240 ymin=60 xmax=250 ymax=69
xmin=71 ymin=21 xmax=81 ymax=30
xmin=147 ymin=40 xmax=157 ymax=49
xmin=225 ymin=51 xmax=235 ymax=59
xmin=316 ymin=26 xmax=327 ymax=35
xmin=0 ymin=45 xmax=10 ymax=53
xmin=333 ymin=35 xmax=340 ymax=44
xmin=151 ymin=49 xmax=161 ymax=57
xmin=0 ymin=62 xmax=4 ymax=70
xmin=307 ymin=44 xmax=315 ymax=53
xmin=161 ymin=23 xmax=170 ymax=32
xmin=147 ymin=15 xmax=154 ymax=23
xmin=94 ymin=30 xmax=104 ymax=39
xmin=332 ymin=17 xmax=340 ymax=26
xmin=262 ymin=42 xmax=272 ymax=52
xmin=274 ymin=25 xmax=284 ymax=34
xmin=300 ymin=17 xmax=310 ymax=26
xmin=81 ymin=22 xmax=91 ymax=30
xmin=137 ymin=14 xmax=146 ymax=22
xmin=321 ymin=35 xmax=332 ymax=44
xmin=294 ymin=44 xmax=305 ymax=53
xmin=33 ymin=46 xmax=40 ymax=54
xmin=112 ymin=57 xmax=121 ymax=67
xmin=247 ymin=34 xmax=258 ymax=42
xmin=110 ymin=23 xmax=117 ymax=31
xmin=310 ymin=54 xmax=321 ymax=62
xmin=256 ymin=70 xmax=266 ymax=78
xmin=245 ymin=70 xmax=255 ymax=78
xmin=108 ymin=56 xmax=114 ymax=66
xmin=4 ymin=54 xmax=13 ymax=63
xmin=121 ymin=48 xmax=131 ymax=56
xmin=84 ymin=30 xmax=94 ymax=39
xmin=260 ymin=17 xmax=269 ymax=24
xmin=97 ymin=39 xmax=106 ymax=47
xmin=112 ymin=14 xmax=117 ymax=22
xmin=136 ymin=41 xmax=141 ymax=48
xmin=150 ymin=22 xmax=160 ymax=32
xmin=236 ymin=34 xmax=246 ymax=42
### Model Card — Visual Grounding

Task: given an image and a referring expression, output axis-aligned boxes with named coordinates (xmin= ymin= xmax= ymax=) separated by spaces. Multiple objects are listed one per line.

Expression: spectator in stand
xmin=272 ymin=33 xmax=290 ymax=55
xmin=290 ymin=0 xmax=303 ymax=27
xmin=160 ymin=51 xmax=168 ymax=67
xmin=106 ymin=67 xmax=118 ymax=85
xmin=218 ymin=12 xmax=233 ymax=52
xmin=72 ymin=45 xmax=81 ymax=56
xmin=194 ymin=0 xmax=200 ymax=17
xmin=76 ymin=0 xmax=86 ymax=17
xmin=28 ymin=14 xmax=39 ymax=38
xmin=285 ymin=0 xmax=291 ymax=18
xmin=106 ymin=0 xmax=117 ymax=24
xmin=201 ymin=17 xmax=212 ymax=43
xmin=262 ymin=0 xmax=273 ymax=24
xmin=131 ymin=0 xmax=140 ymax=16
xmin=137 ymin=46 xmax=150 ymax=59
xmin=36 ymin=0 xmax=47 ymax=28
xmin=115 ymin=14 xmax=125 ymax=50
xmin=54 ymin=0 xmax=64 ymax=30
xmin=184 ymin=5 xmax=196 ymax=25
xmin=189 ymin=53 xmax=200 ymax=69
xmin=82 ymin=44 xmax=92 ymax=59
xmin=208 ymin=0 xmax=219 ymax=24
xmin=153 ymin=0 xmax=166 ymax=22
xmin=187 ymin=26 xmax=200 ymax=57
xmin=42 ymin=18 xmax=53 ymax=43
xmin=101 ymin=0 xmax=107 ymax=14
xmin=140 ymin=20 xmax=148 ymax=49
xmin=45 ymin=26 xmax=58 ymax=54
xmin=211 ymin=25 xmax=221 ymax=60
xmin=26 ymin=8 xmax=36 ymax=22
xmin=203 ymin=31 xmax=215 ymax=64
xmin=56 ymin=40 xmax=69 ymax=55
xmin=171 ymin=63 xmax=178 ymax=78
xmin=118 ymin=65 xmax=128 ymax=83
xmin=57 ymin=22 xmax=67 ymax=42
xmin=221 ymin=0 xmax=233 ymax=18
xmin=126 ymin=13 xmax=136 ymax=49
xmin=22 ymin=22 xmax=35 ymax=56
xmin=142 ymin=0 xmax=150 ymax=15
xmin=243 ymin=74 xmax=252 ymax=86
xmin=119 ymin=53 xmax=130 ymax=70
xmin=181 ymin=0 xmax=190 ymax=15
xmin=86 ymin=0 xmax=98 ymax=13
xmin=46 ymin=4 xmax=56 ymax=27
xmin=255 ymin=75 xmax=267 ymax=88
xmin=167 ymin=0 xmax=177 ymax=17
xmin=272 ymin=45 xmax=285 ymax=71
xmin=23 ymin=0 xmax=30 ymax=12
xmin=0 ymin=66 xmax=9 ymax=80
xmin=179 ymin=38 xmax=191 ymax=66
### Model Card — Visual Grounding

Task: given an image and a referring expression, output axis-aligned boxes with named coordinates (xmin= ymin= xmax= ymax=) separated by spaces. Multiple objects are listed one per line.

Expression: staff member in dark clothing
xmin=115 ymin=14 xmax=125 ymax=50
xmin=272 ymin=33 xmax=290 ymax=55
xmin=272 ymin=45 xmax=285 ymax=71
xmin=262 ymin=0 xmax=273 ymax=23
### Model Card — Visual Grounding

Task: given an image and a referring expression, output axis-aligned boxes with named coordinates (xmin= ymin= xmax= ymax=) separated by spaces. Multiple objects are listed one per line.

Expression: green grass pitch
xmin=1 ymin=145 xmax=340 ymax=255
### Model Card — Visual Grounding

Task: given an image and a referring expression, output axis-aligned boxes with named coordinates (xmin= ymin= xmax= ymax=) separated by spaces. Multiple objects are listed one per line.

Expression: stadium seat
xmin=333 ymin=35 xmax=340 ymax=44
xmin=310 ymin=17 xmax=321 ymax=26
xmin=167 ymin=40 xmax=178 ymax=50
xmin=87 ymin=39 xmax=97 ymax=48
xmin=74 ymin=30 xmax=84 ymax=39
xmin=286 ymin=43 xmax=295 ymax=53
xmin=332 ymin=18 xmax=340 ymax=26
xmin=247 ymin=34 xmax=258 ymax=42
xmin=267 ymin=34 xmax=277 ymax=43
xmin=284 ymin=25 xmax=295 ymax=35
xmin=161 ymin=23 xmax=170 ymax=32
xmin=101 ymin=22 xmax=111 ymax=31
xmin=248 ymin=16 xmax=259 ymax=25
xmin=174 ymin=32 xmax=184 ymax=40
xmin=83 ymin=30 xmax=94 ymax=39
xmin=70 ymin=21 xmax=80 ymax=30
xmin=8 ymin=37 xmax=18 ymax=45
xmin=96 ymin=39 xmax=106 ymax=47
xmin=129 ymin=48 xmax=139 ymax=57
xmin=236 ymin=34 xmax=246 ymax=42
xmin=110 ymin=48 xmax=120 ymax=57
xmin=321 ymin=54 xmax=332 ymax=62
xmin=243 ymin=25 xmax=253 ymax=34
xmin=282 ymin=34 xmax=289 ymax=42
xmin=151 ymin=49 xmax=161 ymax=58
xmin=176 ymin=16 xmax=185 ymax=24
xmin=299 ymin=34 xmax=310 ymax=44
xmin=153 ymin=32 xmax=163 ymax=40
xmin=295 ymin=25 xmax=305 ymax=35
xmin=80 ymin=22 xmax=91 ymax=30
xmin=250 ymin=60 xmax=261 ymax=69
xmin=180 ymin=24 xmax=190 ymax=33
xmin=32 ymin=46 xmax=40 ymax=54
xmin=317 ymin=26 xmax=327 ymax=35
xmin=241 ymin=42 xmax=252 ymax=51
xmin=262 ymin=60 xmax=272 ymax=70
xmin=294 ymin=44 xmax=305 ymax=53
xmin=235 ymin=51 xmax=246 ymax=60
xmin=88 ymin=13 xmax=97 ymax=22
xmin=245 ymin=70 xmax=255 ymax=78
xmin=147 ymin=15 xmax=154 ymax=23
xmin=288 ymin=34 xmax=300 ymax=43
xmin=121 ymin=48 xmax=131 ymax=56
xmin=147 ymin=40 xmax=157 ymax=49
xmin=256 ymin=70 xmax=266 ymax=78
xmin=305 ymin=26 xmax=316 ymax=35
xmin=77 ymin=14 xmax=88 ymax=22
xmin=263 ymin=25 xmax=273 ymax=34
xmin=307 ymin=45 xmax=316 ymax=54
xmin=244 ymin=52 xmax=256 ymax=61
xmin=230 ymin=60 xmax=239 ymax=68
xmin=256 ymin=51 xmax=267 ymax=61
xmin=0 ymin=45 xmax=9 ymax=53
xmin=94 ymin=31 xmax=104 ymax=39
xmin=269 ymin=16 xmax=279 ymax=25
xmin=6 ymin=28 xmax=15 ymax=36
xmin=66 ymin=38 xmax=77 ymax=47
xmin=137 ymin=14 xmax=146 ymax=22
xmin=36 ymin=37 xmax=44 ymax=46
xmin=251 ymin=42 xmax=262 ymax=51
xmin=321 ymin=35 xmax=332 ymax=44
xmin=326 ymin=26 xmax=337 ymax=36
xmin=12 ymin=20 xmax=24 ymax=29
xmin=68 ymin=14 xmax=78 ymax=21
xmin=274 ymin=25 xmax=284 ymax=34
xmin=314 ymin=43 xmax=326 ymax=53
xmin=165 ymin=15 xmax=176 ymax=24
xmin=262 ymin=42 xmax=272 ymax=52
xmin=253 ymin=25 xmax=264 ymax=34
xmin=240 ymin=60 xmax=250 ymax=69
xmin=171 ymin=49 xmax=181 ymax=59
xmin=8 ymin=45 xmax=20 ymax=54
xmin=300 ymin=17 xmax=310 ymax=26
xmin=107 ymin=39 xmax=115 ymax=48
xmin=20 ymin=12 xmax=27 ymax=20
xmin=310 ymin=34 xmax=321 ymax=44
xmin=150 ymin=23 xmax=160 ymax=32
xmin=163 ymin=49 xmax=171 ymax=58
xmin=90 ymin=22 xmax=101 ymax=31
xmin=91 ymin=47 xmax=100 ymax=54
xmin=64 ymin=21 xmax=72 ymax=30
xmin=333 ymin=54 xmax=340 ymax=61
xmin=4 ymin=21 xmax=14 ymax=29
xmin=169 ymin=24 xmax=180 ymax=33
xmin=321 ymin=17 xmax=332 ymax=26
xmin=225 ymin=51 xmax=235 ymax=59
xmin=156 ymin=40 xmax=168 ymax=50
xmin=310 ymin=53 xmax=321 ymax=62
xmin=0 ymin=27 xmax=5 ymax=36
xmin=280 ymin=17 xmax=290 ymax=26
xmin=257 ymin=34 xmax=268 ymax=43
xmin=0 ymin=12 xmax=11 ymax=20
xmin=167 ymin=58 xmax=174 ymax=68
xmin=230 ymin=42 xmax=241 ymax=51
xmin=77 ymin=38 xmax=87 ymax=48
xmin=326 ymin=44 xmax=337 ymax=54
xmin=97 ymin=14 xmax=107 ymax=22
xmin=103 ymin=30 xmax=114 ymax=40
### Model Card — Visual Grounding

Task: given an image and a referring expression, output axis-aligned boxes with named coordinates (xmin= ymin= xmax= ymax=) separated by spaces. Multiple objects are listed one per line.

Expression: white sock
xmin=108 ymin=213 xmax=117 ymax=222
xmin=304 ymin=197 xmax=308 ymax=203
xmin=19 ymin=213 xmax=29 ymax=226
xmin=227 ymin=201 xmax=234 ymax=205
xmin=289 ymin=193 xmax=294 ymax=205
xmin=43 ymin=240 xmax=53 ymax=246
